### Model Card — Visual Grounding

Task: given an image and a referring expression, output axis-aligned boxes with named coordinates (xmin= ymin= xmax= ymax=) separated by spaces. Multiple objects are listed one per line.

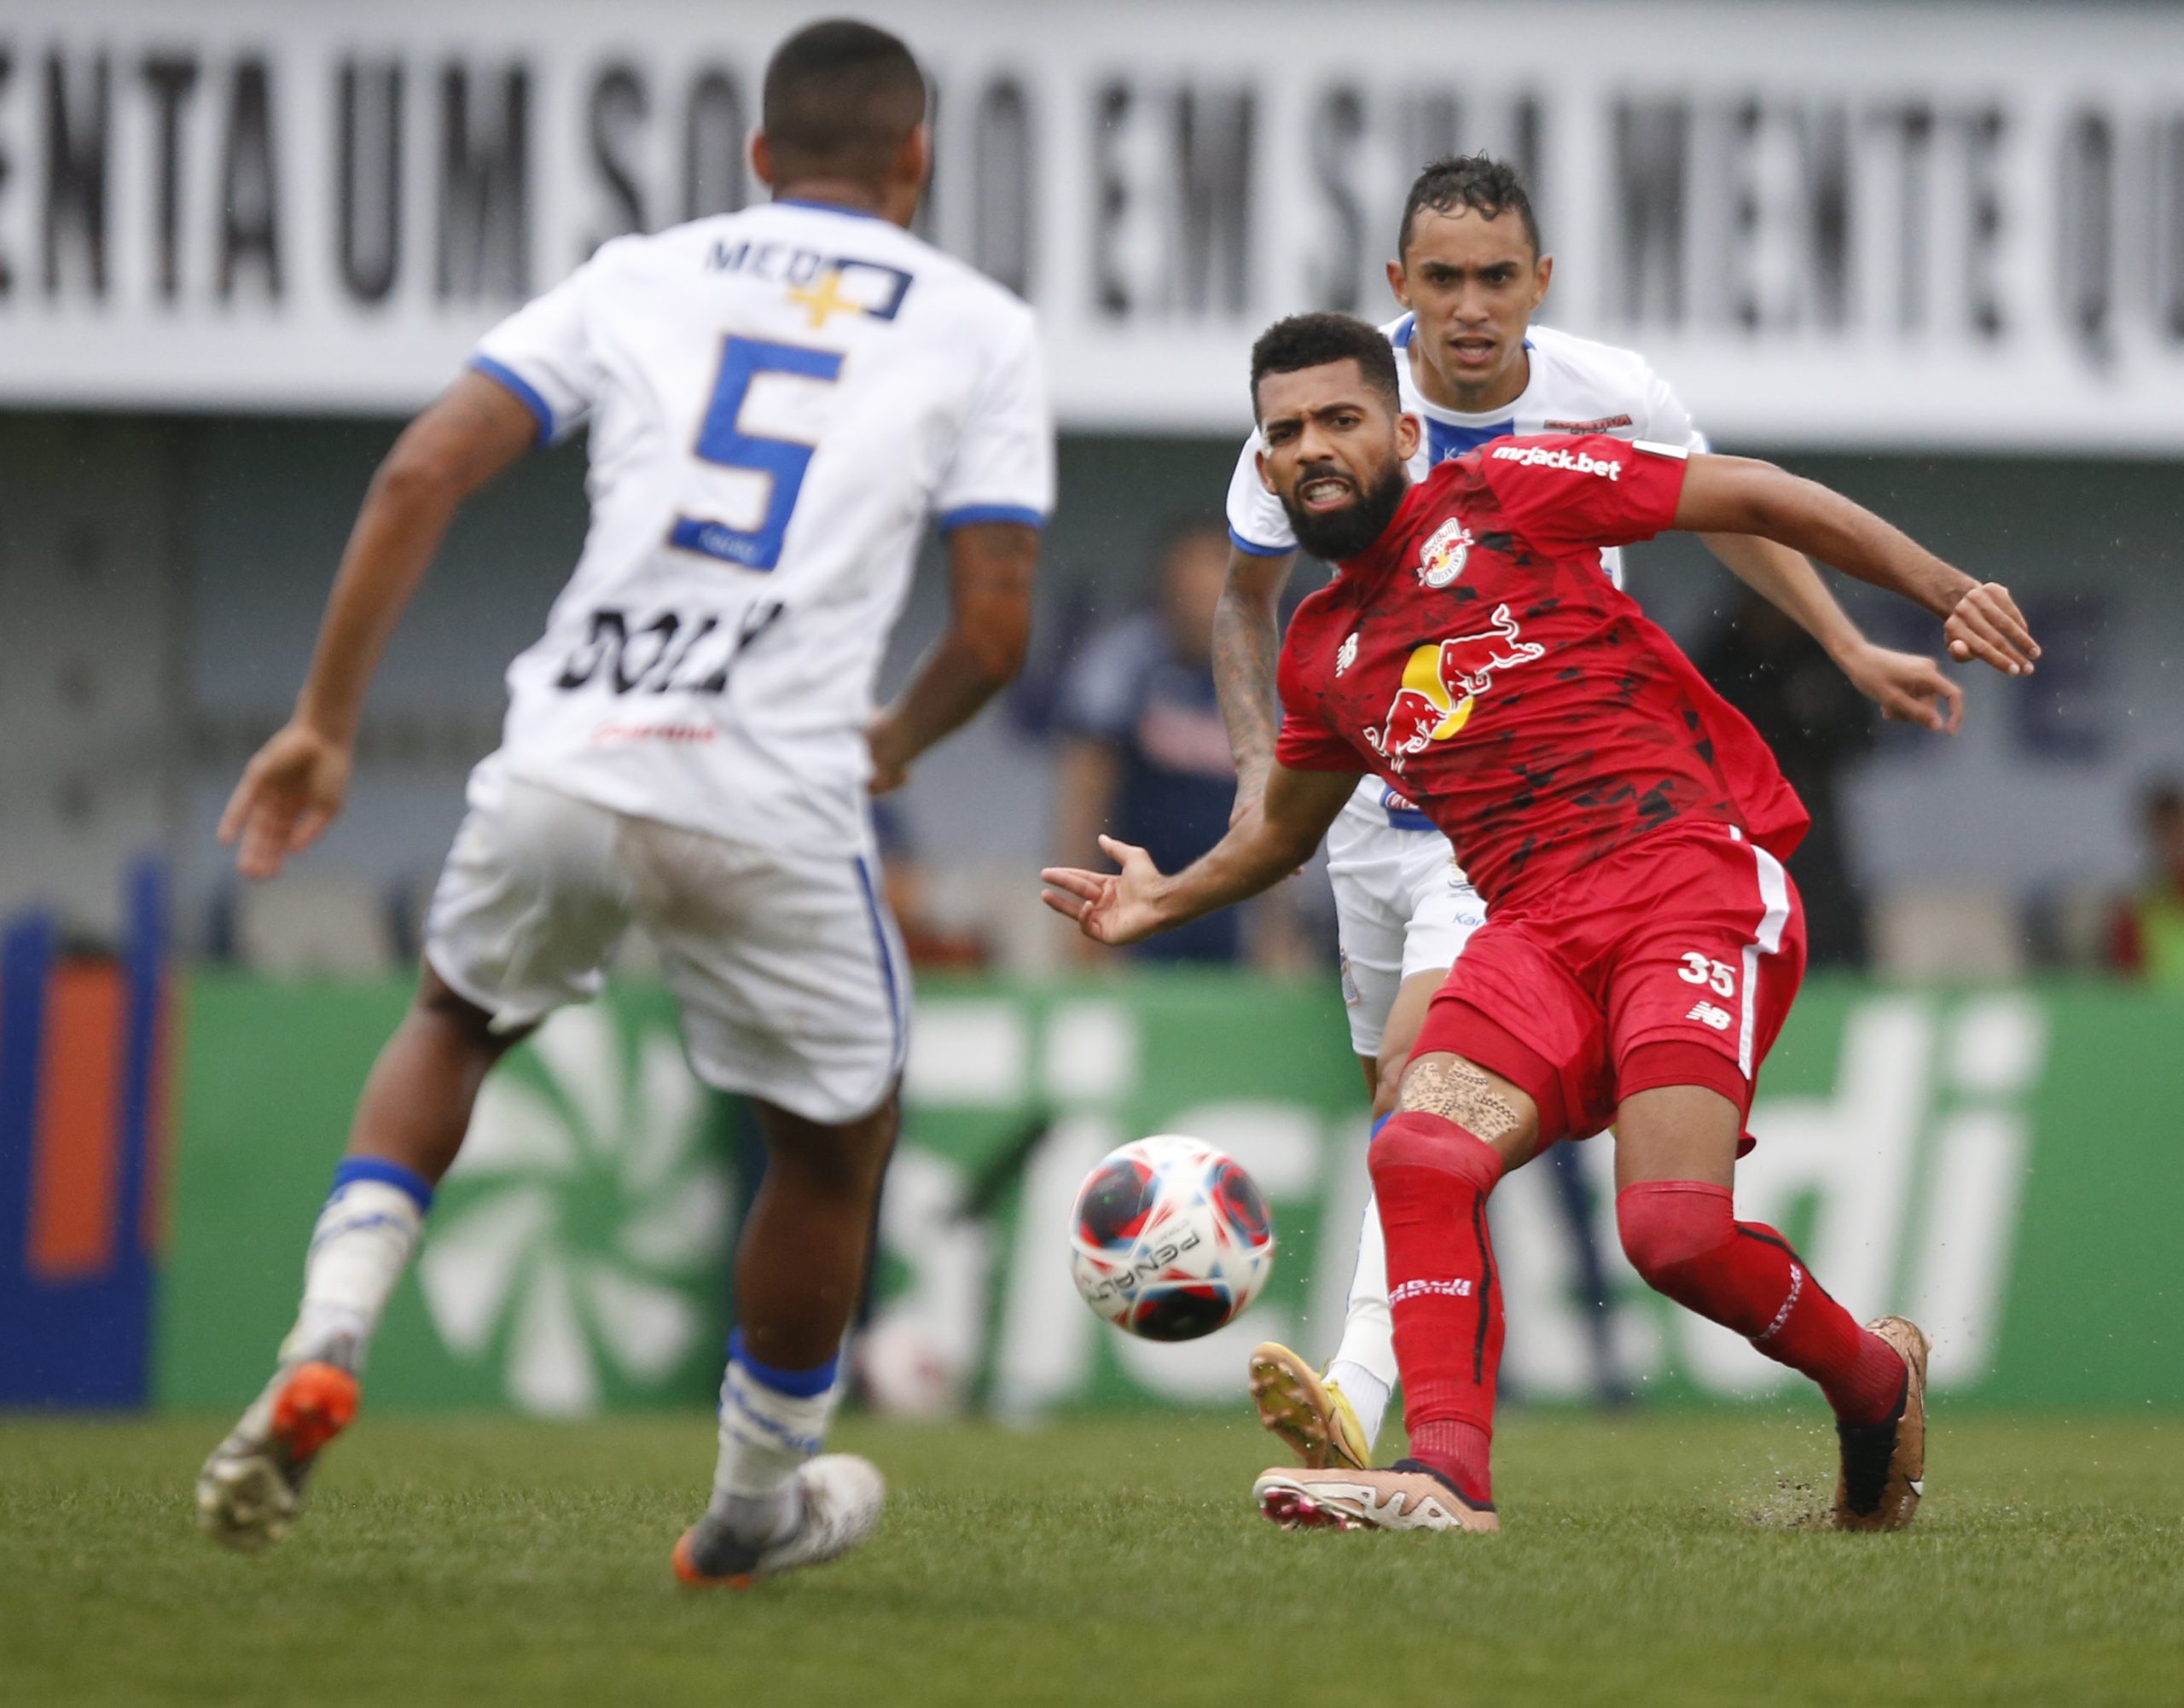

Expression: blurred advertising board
xmin=1 ymin=0 xmax=2181 ymax=448
xmin=156 ymin=971 xmax=2184 ymax=1415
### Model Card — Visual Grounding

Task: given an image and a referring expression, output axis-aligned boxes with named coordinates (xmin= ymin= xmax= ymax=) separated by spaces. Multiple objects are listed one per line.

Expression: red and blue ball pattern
xmin=1067 ymin=1136 xmax=1276 ymax=1342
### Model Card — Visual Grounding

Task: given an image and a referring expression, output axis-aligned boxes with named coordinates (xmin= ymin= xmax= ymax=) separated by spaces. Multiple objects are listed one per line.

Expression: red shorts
xmin=1414 ymin=822 xmax=1806 ymax=1149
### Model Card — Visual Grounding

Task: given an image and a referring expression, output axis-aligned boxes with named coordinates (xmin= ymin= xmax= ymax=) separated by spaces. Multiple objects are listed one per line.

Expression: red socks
xmin=1371 ymin=1136 xmax=1905 ymax=1508
xmin=1368 ymin=1112 xmax=1506 ymax=1504
xmin=1615 ymin=1180 xmax=1905 ymax=1426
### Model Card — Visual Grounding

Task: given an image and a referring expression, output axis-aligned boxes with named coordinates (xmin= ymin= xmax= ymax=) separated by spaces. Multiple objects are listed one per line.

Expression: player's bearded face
xmin=1276 ymin=444 xmax=1409 ymax=561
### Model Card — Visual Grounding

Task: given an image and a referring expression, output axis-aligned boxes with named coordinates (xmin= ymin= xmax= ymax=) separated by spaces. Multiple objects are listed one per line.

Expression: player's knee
xmin=766 ymin=1101 xmax=897 ymax=1200
xmin=412 ymin=971 xmax=517 ymax=1055
xmin=1368 ymin=1109 xmax=1502 ymax=1193
xmin=1615 ymin=1182 xmax=1734 ymax=1289
xmin=1391 ymin=1053 xmax=1527 ymax=1144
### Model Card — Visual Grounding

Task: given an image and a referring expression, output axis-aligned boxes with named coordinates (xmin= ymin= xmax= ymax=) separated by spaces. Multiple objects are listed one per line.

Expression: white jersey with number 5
xmin=471 ymin=198 xmax=1054 ymax=855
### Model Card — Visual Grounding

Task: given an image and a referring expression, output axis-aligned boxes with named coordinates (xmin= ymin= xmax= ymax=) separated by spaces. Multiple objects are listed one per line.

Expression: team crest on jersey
xmin=1362 ymin=604 xmax=1544 ymax=772
xmin=1335 ymin=632 xmax=1358 ymax=676
xmin=1416 ymin=520 xmax=1474 ymax=590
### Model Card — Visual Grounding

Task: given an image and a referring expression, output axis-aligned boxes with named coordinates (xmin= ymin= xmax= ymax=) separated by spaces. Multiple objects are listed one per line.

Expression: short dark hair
xmin=762 ymin=20 xmax=927 ymax=186
xmin=1250 ymin=312 xmax=1402 ymax=421
xmin=1398 ymin=154 xmax=1542 ymax=259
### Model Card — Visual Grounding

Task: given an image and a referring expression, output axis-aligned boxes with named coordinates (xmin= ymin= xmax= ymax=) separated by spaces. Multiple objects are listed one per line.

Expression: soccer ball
xmin=1067 ymin=1135 xmax=1275 ymax=1341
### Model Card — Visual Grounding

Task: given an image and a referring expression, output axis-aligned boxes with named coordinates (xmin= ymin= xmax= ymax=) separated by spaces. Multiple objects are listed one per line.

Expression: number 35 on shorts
xmin=1676 ymin=951 xmax=1738 ymax=998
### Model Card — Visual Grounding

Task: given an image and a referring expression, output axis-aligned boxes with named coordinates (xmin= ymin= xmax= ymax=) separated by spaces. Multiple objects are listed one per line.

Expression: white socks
xmin=1327 ymin=1360 xmax=1393 ymax=1448
xmin=711 ymin=1335 xmax=842 ymax=1543
xmin=1328 ymin=1188 xmax=1400 ymax=1448
xmin=278 ymin=1160 xmax=433 ymax=1369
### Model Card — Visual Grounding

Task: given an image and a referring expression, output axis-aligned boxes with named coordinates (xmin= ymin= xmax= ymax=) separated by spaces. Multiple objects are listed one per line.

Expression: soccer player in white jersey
xmin=195 ymin=21 xmax=1053 ymax=1587
xmin=1213 ymin=155 xmax=1965 ymax=1473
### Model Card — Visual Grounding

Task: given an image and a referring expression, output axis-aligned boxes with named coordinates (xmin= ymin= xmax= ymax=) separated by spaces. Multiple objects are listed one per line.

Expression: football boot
xmin=196 ymin=1350 xmax=362 ymax=1552
xmin=1248 ymin=1342 xmax=1372 ymax=1471
xmin=1831 ymin=1315 xmax=1931 ymax=1531
xmin=1253 ymin=1460 xmax=1499 ymax=1534
xmin=673 ymin=1455 xmax=886 ymax=1589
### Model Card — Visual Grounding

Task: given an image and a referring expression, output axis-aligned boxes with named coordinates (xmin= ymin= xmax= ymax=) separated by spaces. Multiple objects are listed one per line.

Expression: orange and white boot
xmin=196 ymin=1349 xmax=362 ymax=1552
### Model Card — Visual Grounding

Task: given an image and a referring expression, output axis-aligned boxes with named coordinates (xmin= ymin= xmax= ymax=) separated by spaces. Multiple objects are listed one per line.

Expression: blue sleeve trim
xmin=729 ymin=1328 xmax=840 ymax=1397
xmin=1228 ymin=526 xmax=1293 ymax=559
xmin=329 ymin=1156 xmax=435 ymax=1214
xmin=468 ymin=355 xmax=555 ymax=445
xmin=938 ymin=503 xmax=1047 ymax=532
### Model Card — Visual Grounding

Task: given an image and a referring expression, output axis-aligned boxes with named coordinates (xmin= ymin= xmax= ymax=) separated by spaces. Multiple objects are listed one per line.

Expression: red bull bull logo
xmin=1363 ymin=603 xmax=1544 ymax=771
xmin=1417 ymin=519 xmax=1474 ymax=590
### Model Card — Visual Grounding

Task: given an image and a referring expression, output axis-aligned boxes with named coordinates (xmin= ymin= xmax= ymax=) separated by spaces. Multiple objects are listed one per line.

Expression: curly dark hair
xmin=1249 ymin=312 xmax=1402 ymax=421
xmin=1398 ymin=154 xmax=1541 ymax=259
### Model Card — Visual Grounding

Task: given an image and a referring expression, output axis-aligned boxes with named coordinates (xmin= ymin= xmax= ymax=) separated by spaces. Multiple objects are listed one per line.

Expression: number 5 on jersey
xmin=670 ymin=335 xmax=844 ymax=571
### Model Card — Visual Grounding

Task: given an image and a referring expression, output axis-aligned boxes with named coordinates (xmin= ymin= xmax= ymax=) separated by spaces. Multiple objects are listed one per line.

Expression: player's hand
xmin=218 ymin=722 xmax=353 ymax=880
xmin=1040 ymin=835 xmax=1170 ymax=946
xmin=1944 ymin=582 xmax=2040 ymax=678
xmin=865 ymin=714 xmax=910 ymax=795
xmin=1838 ymin=640 xmax=1963 ymax=735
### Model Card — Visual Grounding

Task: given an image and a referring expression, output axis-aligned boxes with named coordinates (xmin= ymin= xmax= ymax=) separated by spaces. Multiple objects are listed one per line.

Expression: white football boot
xmin=1253 ymin=1460 xmax=1500 ymax=1534
xmin=672 ymin=1455 xmax=886 ymax=1588
xmin=196 ymin=1350 xmax=362 ymax=1552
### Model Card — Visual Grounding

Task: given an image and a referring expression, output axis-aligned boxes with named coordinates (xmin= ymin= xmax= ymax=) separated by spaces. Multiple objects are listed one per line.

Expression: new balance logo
xmin=1685 ymin=1002 xmax=1733 ymax=1031
xmin=1489 ymin=444 xmax=1623 ymax=480
xmin=1390 ymin=1277 xmax=1475 ymax=1304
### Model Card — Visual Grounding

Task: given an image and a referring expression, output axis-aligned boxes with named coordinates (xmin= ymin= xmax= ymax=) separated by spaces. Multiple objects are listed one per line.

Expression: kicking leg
xmin=1611 ymin=1082 xmax=1928 ymax=1531
xmin=198 ymin=967 xmax=526 ymax=1550
xmin=1326 ymin=971 xmax=1448 ymax=1439
xmin=1249 ymin=968 xmax=1443 ymax=1471
xmin=1255 ymin=1050 xmax=1536 ymax=1534
xmin=676 ymin=1093 xmax=897 ymax=1587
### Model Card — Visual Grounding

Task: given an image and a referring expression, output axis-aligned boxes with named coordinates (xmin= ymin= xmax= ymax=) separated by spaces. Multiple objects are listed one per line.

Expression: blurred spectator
xmin=1054 ymin=522 xmax=1305 ymax=967
xmin=1694 ymin=584 xmax=1875 ymax=967
xmin=2110 ymin=781 xmax=2184 ymax=985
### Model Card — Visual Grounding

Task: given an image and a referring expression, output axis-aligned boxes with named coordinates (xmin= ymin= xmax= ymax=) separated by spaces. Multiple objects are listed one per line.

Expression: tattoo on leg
xmin=1399 ymin=1057 xmax=1521 ymax=1142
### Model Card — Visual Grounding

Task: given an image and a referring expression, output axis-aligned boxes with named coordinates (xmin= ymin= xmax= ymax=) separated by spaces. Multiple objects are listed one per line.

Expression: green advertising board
xmin=159 ymin=971 xmax=2184 ymax=1416
xmin=160 ymin=978 xmax=738 ymax=1415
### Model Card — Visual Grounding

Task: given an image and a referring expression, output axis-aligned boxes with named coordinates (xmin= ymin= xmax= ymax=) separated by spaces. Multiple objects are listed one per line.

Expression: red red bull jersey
xmin=1274 ymin=434 xmax=1809 ymax=910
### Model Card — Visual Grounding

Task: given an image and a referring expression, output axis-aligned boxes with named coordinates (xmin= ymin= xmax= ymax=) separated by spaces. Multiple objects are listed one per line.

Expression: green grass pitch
xmin=3 ymin=1408 xmax=2178 ymax=1707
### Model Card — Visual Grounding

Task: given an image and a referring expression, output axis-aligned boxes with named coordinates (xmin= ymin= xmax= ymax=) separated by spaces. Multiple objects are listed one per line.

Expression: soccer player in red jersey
xmin=1043 ymin=313 xmax=2039 ymax=1537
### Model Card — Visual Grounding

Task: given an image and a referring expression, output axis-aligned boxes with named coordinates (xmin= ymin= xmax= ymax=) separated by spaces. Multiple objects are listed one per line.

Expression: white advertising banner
xmin=1 ymin=0 xmax=2181 ymax=447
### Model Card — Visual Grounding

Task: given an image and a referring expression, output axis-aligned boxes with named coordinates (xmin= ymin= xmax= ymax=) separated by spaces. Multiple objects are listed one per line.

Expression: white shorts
xmin=1326 ymin=785 xmax=1486 ymax=1059
xmin=424 ymin=760 xmax=909 ymax=1125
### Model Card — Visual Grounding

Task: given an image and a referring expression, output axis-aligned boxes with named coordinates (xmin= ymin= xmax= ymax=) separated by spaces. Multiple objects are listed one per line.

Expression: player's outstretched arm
xmin=219 ymin=371 xmax=538 ymax=880
xmin=1211 ymin=543 xmax=1300 ymax=820
xmin=1698 ymin=532 xmax=1964 ymax=734
xmin=1673 ymin=456 xmax=2041 ymax=680
xmin=867 ymin=520 xmax=1039 ymax=793
xmin=1041 ymin=761 xmax=1356 ymax=946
